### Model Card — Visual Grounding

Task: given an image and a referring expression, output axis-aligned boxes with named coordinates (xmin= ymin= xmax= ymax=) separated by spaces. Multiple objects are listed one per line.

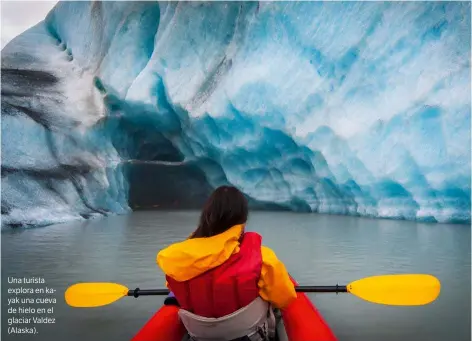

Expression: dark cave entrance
xmin=126 ymin=161 xmax=215 ymax=210
xmin=112 ymin=119 xmax=215 ymax=210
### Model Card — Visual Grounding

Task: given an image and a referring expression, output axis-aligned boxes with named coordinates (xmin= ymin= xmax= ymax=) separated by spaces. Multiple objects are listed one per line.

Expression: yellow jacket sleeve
xmin=258 ymin=246 xmax=297 ymax=309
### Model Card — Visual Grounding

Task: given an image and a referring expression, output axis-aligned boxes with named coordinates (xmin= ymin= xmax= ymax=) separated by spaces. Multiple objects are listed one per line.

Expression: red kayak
xmin=131 ymin=278 xmax=337 ymax=341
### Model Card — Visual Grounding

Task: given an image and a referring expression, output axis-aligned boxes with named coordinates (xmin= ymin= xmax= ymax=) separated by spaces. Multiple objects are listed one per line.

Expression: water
xmin=1 ymin=211 xmax=470 ymax=341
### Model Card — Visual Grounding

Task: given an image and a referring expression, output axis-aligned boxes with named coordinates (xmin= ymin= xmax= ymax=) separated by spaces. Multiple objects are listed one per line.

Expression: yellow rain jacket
xmin=157 ymin=224 xmax=297 ymax=309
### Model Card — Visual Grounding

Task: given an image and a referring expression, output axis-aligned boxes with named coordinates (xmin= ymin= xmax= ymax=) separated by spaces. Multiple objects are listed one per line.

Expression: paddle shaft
xmin=127 ymin=285 xmax=348 ymax=297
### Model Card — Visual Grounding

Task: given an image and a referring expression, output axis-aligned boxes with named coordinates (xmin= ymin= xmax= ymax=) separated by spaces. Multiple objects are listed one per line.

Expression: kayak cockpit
xmin=131 ymin=277 xmax=336 ymax=341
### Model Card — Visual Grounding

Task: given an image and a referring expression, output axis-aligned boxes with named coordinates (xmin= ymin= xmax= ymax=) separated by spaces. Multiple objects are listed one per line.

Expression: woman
xmin=157 ymin=186 xmax=297 ymax=341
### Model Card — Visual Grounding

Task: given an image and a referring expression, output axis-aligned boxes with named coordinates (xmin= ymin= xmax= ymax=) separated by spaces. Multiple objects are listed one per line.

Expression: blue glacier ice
xmin=1 ymin=1 xmax=470 ymax=227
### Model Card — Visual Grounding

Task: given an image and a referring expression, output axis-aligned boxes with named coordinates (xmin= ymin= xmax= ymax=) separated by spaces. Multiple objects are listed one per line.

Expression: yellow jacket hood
xmin=157 ymin=224 xmax=244 ymax=282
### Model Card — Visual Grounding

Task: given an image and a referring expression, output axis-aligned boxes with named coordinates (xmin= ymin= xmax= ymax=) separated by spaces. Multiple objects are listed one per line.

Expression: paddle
xmin=65 ymin=274 xmax=440 ymax=308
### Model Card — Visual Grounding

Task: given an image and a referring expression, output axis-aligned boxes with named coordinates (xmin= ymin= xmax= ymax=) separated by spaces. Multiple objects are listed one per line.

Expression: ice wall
xmin=1 ymin=1 xmax=470 ymax=227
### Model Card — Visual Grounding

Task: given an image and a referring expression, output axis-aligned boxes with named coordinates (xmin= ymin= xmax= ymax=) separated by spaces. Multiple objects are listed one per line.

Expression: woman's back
xmin=156 ymin=186 xmax=296 ymax=340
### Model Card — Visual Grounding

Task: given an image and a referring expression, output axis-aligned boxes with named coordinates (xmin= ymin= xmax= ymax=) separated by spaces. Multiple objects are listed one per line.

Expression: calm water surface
xmin=2 ymin=211 xmax=470 ymax=341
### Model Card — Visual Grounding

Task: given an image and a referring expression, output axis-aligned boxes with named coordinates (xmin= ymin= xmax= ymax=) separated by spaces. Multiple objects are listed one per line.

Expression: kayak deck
xmin=132 ymin=278 xmax=336 ymax=341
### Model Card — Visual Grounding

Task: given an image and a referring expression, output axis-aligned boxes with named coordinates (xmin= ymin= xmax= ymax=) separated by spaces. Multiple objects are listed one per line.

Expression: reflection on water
xmin=2 ymin=211 xmax=470 ymax=341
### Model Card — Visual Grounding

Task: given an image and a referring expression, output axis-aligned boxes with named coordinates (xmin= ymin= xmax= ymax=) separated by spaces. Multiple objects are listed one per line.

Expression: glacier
xmin=1 ymin=1 xmax=470 ymax=228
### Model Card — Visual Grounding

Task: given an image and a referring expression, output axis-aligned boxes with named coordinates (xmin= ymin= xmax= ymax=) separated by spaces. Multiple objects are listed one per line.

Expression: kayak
xmin=131 ymin=278 xmax=337 ymax=341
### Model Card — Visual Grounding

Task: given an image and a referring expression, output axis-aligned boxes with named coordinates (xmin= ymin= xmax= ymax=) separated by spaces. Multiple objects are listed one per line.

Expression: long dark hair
xmin=190 ymin=186 xmax=248 ymax=238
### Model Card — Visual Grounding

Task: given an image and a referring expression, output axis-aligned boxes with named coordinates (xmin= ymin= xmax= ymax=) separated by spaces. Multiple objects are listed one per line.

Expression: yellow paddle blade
xmin=347 ymin=274 xmax=441 ymax=306
xmin=65 ymin=283 xmax=129 ymax=308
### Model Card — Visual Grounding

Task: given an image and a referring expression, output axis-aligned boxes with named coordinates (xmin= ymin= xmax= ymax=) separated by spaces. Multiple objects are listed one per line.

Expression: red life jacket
xmin=166 ymin=232 xmax=263 ymax=318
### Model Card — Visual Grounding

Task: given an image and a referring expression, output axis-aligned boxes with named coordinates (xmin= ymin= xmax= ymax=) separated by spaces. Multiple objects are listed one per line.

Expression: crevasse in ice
xmin=1 ymin=1 xmax=470 ymax=227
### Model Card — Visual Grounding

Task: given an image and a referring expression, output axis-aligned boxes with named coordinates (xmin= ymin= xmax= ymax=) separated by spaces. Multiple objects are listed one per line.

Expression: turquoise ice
xmin=1 ymin=1 xmax=470 ymax=227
